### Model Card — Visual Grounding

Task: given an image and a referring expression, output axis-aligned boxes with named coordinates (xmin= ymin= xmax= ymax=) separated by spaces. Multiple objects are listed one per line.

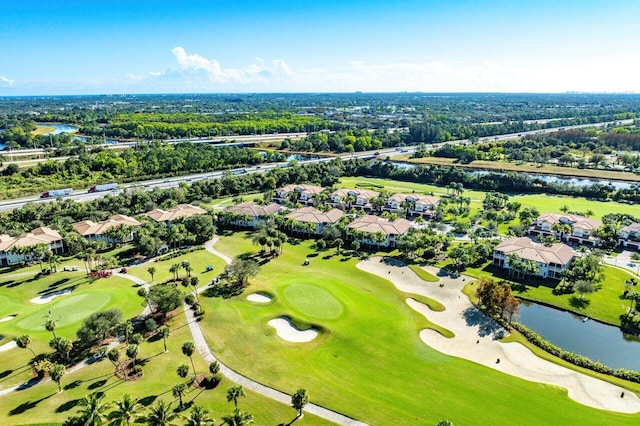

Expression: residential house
xmin=384 ymin=193 xmax=440 ymax=217
xmin=492 ymin=237 xmax=575 ymax=279
xmin=145 ymin=204 xmax=207 ymax=223
xmin=528 ymin=213 xmax=602 ymax=247
xmin=273 ymin=184 xmax=325 ymax=205
xmin=347 ymin=215 xmax=411 ymax=248
xmin=73 ymin=214 xmax=142 ymax=243
xmin=284 ymin=207 xmax=344 ymax=235
xmin=0 ymin=227 xmax=64 ymax=266
xmin=223 ymin=202 xmax=282 ymax=229
xmin=619 ymin=222 xmax=640 ymax=251
xmin=327 ymin=188 xmax=379 ymax=211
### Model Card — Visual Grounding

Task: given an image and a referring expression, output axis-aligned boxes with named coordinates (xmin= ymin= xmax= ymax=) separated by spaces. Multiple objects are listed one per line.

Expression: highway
xmin=0 ymin=119 xmax=632 ymax=212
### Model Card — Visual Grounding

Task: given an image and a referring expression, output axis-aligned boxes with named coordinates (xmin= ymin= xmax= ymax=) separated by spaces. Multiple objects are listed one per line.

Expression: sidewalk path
xmin=357 ymin=257 xmax=640 ymax=414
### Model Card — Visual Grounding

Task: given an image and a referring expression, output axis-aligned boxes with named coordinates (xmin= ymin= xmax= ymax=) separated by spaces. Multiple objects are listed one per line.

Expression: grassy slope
xmin=198 ymin=233 xmax=640 ymax=425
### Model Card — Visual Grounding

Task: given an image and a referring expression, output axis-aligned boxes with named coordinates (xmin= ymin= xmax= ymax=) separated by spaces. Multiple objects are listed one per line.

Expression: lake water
xmin=518 ymin=302 xmax=640 ymax=371
xmin=38 ymin=123 xmax=79 ymax=135
xmin=392 ymin=162 xmax=635 ymax=190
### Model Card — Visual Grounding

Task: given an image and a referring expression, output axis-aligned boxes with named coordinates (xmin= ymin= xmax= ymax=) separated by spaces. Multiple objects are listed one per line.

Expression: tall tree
xmin=77 ymin=392 xmax=111 ymax=426
xmin=144 ymin=400 xmax=179 ymax=426
xmin=158 ymin=325 xmax=171 ymax=353
xmin=172 ymin=383 xmax=187 ymax=410
xmin=185 ymin=405 xmax=215 ymax=426
xmin=182 ymin=341 xmax=197 ymax=379
xmin=50 ymin=363 xmax=65 ymax=393
xmin=147 ymin=266 xmax=156 ymax=282
xmin=222 ymin=408 xmax=254 ymax=426
xmin=108 ymin=394 xmax=141 ymax=426
xmin=226 ymin=385 xmax=246 ymax=409
xmin=291 ymin=388 xmax=309 ymax=418
xmin=15 ymin=334 xmax=36 ymax=358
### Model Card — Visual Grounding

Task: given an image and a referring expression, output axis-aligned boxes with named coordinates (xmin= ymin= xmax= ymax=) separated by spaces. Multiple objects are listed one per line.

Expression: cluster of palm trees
xmin=169 ymin=260 xmax=193 ymax=281
xmin=250 ymin=220 xmax=288 ymax=255
xmin=8 ymin=242 xmax=62 ymax=273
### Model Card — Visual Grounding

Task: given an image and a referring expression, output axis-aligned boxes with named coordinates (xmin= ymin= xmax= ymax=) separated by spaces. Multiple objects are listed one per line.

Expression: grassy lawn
xmin=31 ymin=126 xmax=55 ymax=136
xmin=0 ymin=309 xmax=331 ymax=425
xmin=197 ymin=232 xmax=640 ymax=425
xmin=408 ymin=264 xmax=439 ymax=282
xmin=398 ymin=156 xmax=640 ymax=182
xmin=126 ymin=248 xmax=227 ymax=285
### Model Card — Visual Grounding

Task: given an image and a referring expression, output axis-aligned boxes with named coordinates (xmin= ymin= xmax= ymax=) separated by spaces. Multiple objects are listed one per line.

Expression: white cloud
xmin=1 ymin=76 xmax=15 ymax=86
xmin=126 ymin=71 xmax=165 ymax=81
xmin=169 ymin=47 xmax=293 ymax=84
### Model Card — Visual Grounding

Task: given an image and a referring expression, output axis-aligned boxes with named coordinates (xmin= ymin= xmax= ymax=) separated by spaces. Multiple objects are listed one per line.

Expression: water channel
xmin=517 ymin=301 xmax=640 ymax=371
xmin=393 ymin=161 xmax=636 ymax=190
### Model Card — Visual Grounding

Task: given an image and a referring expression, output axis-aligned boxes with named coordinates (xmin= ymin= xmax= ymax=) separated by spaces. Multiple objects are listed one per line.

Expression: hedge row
xmin=511 ymin=321 xmax=640 ymax=383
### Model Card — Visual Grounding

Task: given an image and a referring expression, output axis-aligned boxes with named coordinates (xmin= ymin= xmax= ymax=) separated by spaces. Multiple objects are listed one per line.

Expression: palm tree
xmin=49 ymin=254 xmax=62 ymax=272
xmin=221 ymin=408 xmax=254 ymax=426
xmin=226 ymin=385 xmax=246 ymax=408
xmin=144 ymin=400 xmax=179 ymax=426
xmin=45 ymin=318 xmax=58 ymax=339
xmin=158 ymin=325 xmax=171 ymax=353
xmin=147 ymin=266 xmax=156 ymax=282
xmin=185 ymin=405 xmax=215 ymax=426
xmin=190 ymin=276 xmax=200 ymax=302
xmin=15 ymin=334 xmax=36 ymax=358
xmin=169 ymin=263 xmax=180 ymax=281
xmin=120 ymin=320 xmax=133 ymax=345
xmin=177 ymin=364 xmax=190 ymax=380
xmin=78 ymin=392 xmax=111 ymax=426
xmin=181 ymin=341 xmax=197 ymax=379
xmin=182 ymin=261 xmax=192 ymax=277
xmin=172 ymin=383 xmax=187 ymax=410
xmin=126 ymin=344 xmax=139 ymax=368
xmin=108 ymin=394 xmax=141 ymax=426
xmin=59 ymin=337 xmax=73 ymax=363
xmin=107 ymin=347 xmax=123 ymax=377
xmin=50 ymin=363 xmax=65 ymax=393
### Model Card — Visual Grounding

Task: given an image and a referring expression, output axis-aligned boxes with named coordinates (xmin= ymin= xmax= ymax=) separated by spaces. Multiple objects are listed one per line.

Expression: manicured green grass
xmin=0 ymin=310 xmax=332 ymax=426
xmin=199 ymin=233 xmax=640 ymax=425
xmin=127 ymin=249 xmax=227 ymax=285
xmin=408 ymin=264 xmax=439 ymax=282
xmin=31 ymin=126 xmax=55 ymax=136
xmin=282 ymin=284 xmax=344 ymax=320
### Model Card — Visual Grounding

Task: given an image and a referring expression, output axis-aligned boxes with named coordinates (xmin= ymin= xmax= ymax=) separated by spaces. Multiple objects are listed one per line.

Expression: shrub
xmin=144 ymin=318 xmax=158 ymax=333
xmin=33 ymin=359 xmax=55 ymax=378
xmin=184 ymin=294 xmax=196 ymax=306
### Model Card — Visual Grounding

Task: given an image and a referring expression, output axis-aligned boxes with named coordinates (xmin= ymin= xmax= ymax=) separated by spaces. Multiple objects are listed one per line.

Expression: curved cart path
xmin=357 ymin=257 xmax=640 ymax=414
xmin=199 ymin=237 xmax=367 ymax=425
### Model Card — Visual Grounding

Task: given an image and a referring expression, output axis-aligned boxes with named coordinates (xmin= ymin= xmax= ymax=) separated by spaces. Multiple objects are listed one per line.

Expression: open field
xmin=31 ymin=126 xmax=55 ymax=136
xmin=198 ymin=233 xmax=640 ymax=425
xmin=126 ymin=248 xmax=227 ymax=285
xmin=398 ymin=156 xmax=640 ymax=182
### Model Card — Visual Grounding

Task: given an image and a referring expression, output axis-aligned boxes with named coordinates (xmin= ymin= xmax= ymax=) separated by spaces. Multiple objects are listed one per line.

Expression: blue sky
xmin=1 ymin=0 xmax=639 ymax=95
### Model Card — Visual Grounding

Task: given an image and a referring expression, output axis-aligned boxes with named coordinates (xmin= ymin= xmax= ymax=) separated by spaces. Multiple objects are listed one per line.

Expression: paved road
xmin=0 ymin=119 xmax=632 ymax=213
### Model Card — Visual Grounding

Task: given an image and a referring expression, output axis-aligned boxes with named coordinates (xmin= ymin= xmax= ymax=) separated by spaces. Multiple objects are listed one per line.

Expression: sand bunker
xmin=268 ymin=317 xmax=318 ymax=343
xmin=247 ymin=293 xmax=272 ymax=303
xmin=0 ymin=315 xmax=16 ymax=322
xmin=0 ymin=341 xmax=17 ymax=352
xmin=30 ymin=289 xmax=72 ymax=304
xmin=357 ymin=257 xmax=640 ymax=414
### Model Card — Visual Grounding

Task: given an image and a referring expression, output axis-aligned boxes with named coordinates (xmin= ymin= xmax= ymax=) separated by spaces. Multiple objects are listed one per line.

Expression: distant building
xmin=493 ymin=237 xmax=575 ymax=279
xmin=619 ymin=222 xmax=640 ymax=251
xmin=273 ymin=184 xmax=325 ymax=205
xmin=0 ymin=227 xmax=64 ymax=266
xmin=347 ymin=215 xmax=411 ymax=247
xmin=73 ymin=214 xmax=142 ymax=243
xmin=328 ymin=188 xmax=379 ymax=211
xmin=284 ymin=207 xmax=344 ymax=235
xmin=222 ymin=202 xmax=282 ymax=229
xmin=384 ymin=193 xmax=439 ymax=217
xmin=145 ymin=204 xmax=207 ymax=223
xmin=528 ymin=213 xmax=601 ymax=247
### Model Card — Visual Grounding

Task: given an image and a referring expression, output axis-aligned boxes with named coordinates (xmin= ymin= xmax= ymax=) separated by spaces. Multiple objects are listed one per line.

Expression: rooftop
xmin=495 ymin=237 xmax=575 ymax=265
xmin=74 ymin=214 xmax=142 ymax=236
xmin=145 ymin=204 xmax=207 ymax=222
xmin=347 ymin=215 xmax=411 ymax=236
xmin=226 ymin=202 xmax=282 ymax=218
xmin=285 ymin=207 xmax=344 ymax=224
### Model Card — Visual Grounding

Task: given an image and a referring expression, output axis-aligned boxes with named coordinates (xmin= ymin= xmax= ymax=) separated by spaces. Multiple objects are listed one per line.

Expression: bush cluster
xmin=156 ymin=246 xmax=205 ymax=262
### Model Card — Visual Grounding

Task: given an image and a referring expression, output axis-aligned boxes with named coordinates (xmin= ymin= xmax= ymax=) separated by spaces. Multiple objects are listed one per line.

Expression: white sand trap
xmin=0 ymin=315 xmax=16 ymax=322
xmin=0 ymin=341 xmax=17 ymax=352
xmin=247 ymin=293 xmax=272 ymax=303
xmin=357 ymin=257 xmax=640 ymax=414
xmin=30 ymin=289 xmax=72 ymax=304
xmin=268 ymin=317 xmax=318 ymax=343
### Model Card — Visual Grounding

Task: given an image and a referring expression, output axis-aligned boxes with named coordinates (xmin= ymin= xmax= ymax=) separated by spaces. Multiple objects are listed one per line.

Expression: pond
xmin=517 ymin=301 xmax=640 ymax=371
xmin=38 ymin=123 xmax=79 ymax=135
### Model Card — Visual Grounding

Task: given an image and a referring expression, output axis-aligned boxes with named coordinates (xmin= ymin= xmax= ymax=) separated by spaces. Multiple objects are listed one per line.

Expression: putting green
xmin=282 ymin=284 xmax=343 ymax=320
xmin=15 ymin=293 xmax=112 ymax=332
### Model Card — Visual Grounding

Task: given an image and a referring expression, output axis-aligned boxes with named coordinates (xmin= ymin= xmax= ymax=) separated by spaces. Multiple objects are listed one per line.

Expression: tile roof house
xmin=619 ymin=222 xmax=640 ymax=251
xmin=384 ymin=193 xmax=440 ymax=217
xmin=493 ymin=237 xmax=575 ymax=279
xmin=223 ymin=202 xmax=282 ymax=229
xmin=145 ymin=204 xmax=207 ymax=223
xmin=328 ymin=188 xmax=379 ymax=211
xmin=73 ymin=214 xmax=142 ymax=243
xmin=347 ymin=215 xmax=411 ymax=247
xmin=284 ymin=207 xmax=344 ymax=235
xmin=528 ymin=213 xmax=602 ymax=247
xmin=0 ymin=227 xmax=64 ymax=266
xmin=273 ymin=184 xmax=325 ymax=205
